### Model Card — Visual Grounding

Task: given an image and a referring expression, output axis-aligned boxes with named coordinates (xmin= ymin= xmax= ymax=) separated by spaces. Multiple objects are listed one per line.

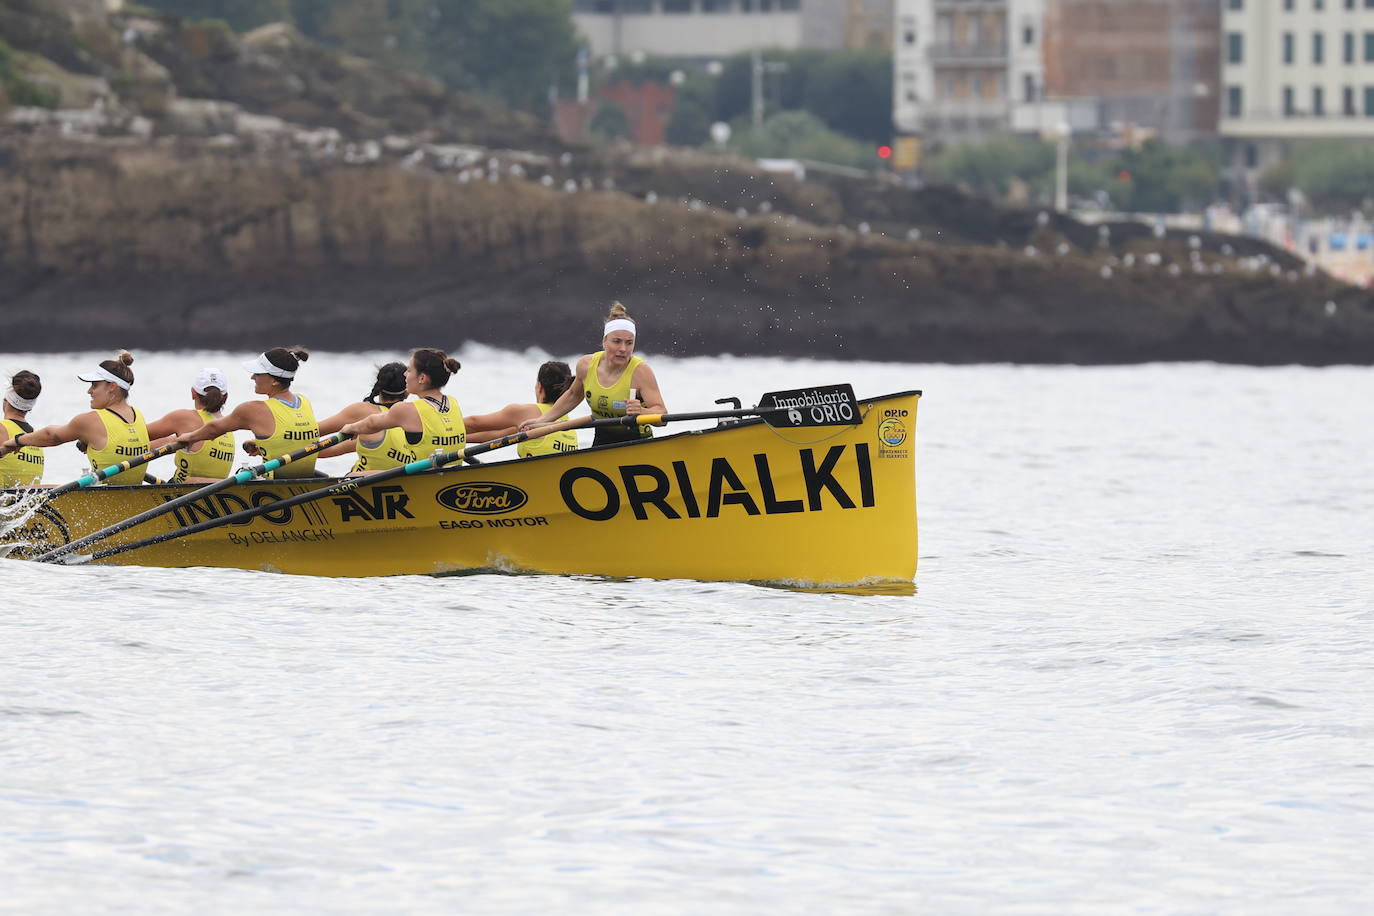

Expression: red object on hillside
xmin=598 ymin=81 xmax=676 ymax=147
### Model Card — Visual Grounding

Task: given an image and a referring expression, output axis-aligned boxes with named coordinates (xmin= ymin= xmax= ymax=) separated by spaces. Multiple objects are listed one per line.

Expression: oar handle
xmin=47 ymin=441 xmax=187 ymax=498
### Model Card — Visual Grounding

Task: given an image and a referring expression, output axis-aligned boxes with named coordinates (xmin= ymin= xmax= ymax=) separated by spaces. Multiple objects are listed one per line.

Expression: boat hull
xmin=3 ymin=392 xmax=919 ymax=586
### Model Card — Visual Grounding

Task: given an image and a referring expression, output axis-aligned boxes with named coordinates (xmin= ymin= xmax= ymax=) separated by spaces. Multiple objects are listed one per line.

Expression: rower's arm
xmin=318 ymin=402 xmax=373 ymax=435
xmin=341 ymin=402 xmax=416 ymax=437
xmin=465 ymin=403 xmax=537 ymax=442
xmin=629 ymin=364 xmax=666 ymax=420
xmin=179 ymin=401 xmax=263 ymax=445
xmin=146 ymin=409 xmax=200 ymax=445
xmin=0 ymin=412 xmax=99 ymax=454
xmin=521 ymin=357 xmax=589 ymax=430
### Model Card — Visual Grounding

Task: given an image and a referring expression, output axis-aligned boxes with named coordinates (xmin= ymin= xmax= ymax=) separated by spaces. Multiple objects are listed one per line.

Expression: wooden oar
xmin=41 ymin=442 xmax=186 ymax=499
xmin=33 ymin=432 xmax=352 ymax=564
xmin=64 ymin=384 xmax=861 ymax=564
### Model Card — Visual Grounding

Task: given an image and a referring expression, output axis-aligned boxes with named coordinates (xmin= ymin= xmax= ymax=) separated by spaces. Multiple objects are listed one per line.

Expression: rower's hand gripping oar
xmin=32 ymin=432 xmax=353 ymax=564
xmin=44 ymin=441 xmax=187 ymax=499
xmin=71 ymin=384 xmax=861 ymax=564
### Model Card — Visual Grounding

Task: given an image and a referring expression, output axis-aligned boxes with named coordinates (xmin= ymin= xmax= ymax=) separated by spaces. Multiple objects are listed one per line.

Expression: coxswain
xmin=339 ymin=349 xmax=466 ymax=472
xmin=145 ymin=368 xmax=236 ymax=483
xmin=518 ymin=302 xmax=665 ymax=447
xmin=315 ymin=362 xmax=411 ymax=473
xmin=465 ymin=361 xmax=579 ymax=457
xmin=0 ymin=370 xmax=46 ymax=488
xmin=0 ymin=351 xmax=150 ymax=485
xmin=173 ymin=347 xmax=319 ymax=479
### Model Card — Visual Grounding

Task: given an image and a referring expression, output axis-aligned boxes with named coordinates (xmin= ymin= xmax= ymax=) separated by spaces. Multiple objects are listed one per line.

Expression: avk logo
xmin=331 ymin=485 xmax=415 ymax=522
xmin=436 ymin=482 xmax=529 ymax=515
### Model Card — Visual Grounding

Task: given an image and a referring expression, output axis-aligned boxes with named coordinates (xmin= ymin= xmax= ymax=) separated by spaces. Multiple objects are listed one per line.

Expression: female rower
xmin=518 ymin=302 xmax=665 ymax=447
xmin=145 ymin=368 xmax=236 ymax=483
xmin=173 ymin=347 xmax=319 ymax=479
xmin=314 ymin=362 xmax=411 ymax=473
xmin=339 ymin=349 xmax=466 ymax=472
xmin=465 ymin=361 xmax=579 ymax=458
xmin=0 ymin=370 xmax=46 ymax=487
xmin=0 ymin=351 xmax=150 ymax=486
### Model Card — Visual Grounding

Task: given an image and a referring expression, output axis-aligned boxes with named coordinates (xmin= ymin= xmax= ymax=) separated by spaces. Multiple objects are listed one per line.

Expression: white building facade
xmin=572 ymin=0 xmax=875 ymax=59
xmin=893 ymin=0 xmax=1045 ymax=140
xmin=1220 ymin=0 xmax=1374 ymax=170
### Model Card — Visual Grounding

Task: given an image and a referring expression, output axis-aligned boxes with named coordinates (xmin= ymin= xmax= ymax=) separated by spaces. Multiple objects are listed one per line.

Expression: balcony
xmin=928 ymin=42 xmax=1008 ymax=65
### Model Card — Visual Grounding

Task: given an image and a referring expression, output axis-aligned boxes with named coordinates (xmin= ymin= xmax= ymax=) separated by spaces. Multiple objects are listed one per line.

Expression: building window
xmin=1367 ymin=32 xmax=1374 ymax=62
xmin=1227 ymin=33 xmax=1244 ymax=63
xmin=1284 ymin=0 xmax=1294 ymax=8
xmin=1023 ymin=25 xmax=1035 ymax=45
xmin=1313 ymin=86 xmax=1325 ymax=114
xmin=1344 ymin=85 xmax=1355 ymax=115
xmin=971 ymin=73 xmax=983 ymax=97
xmin=1315 ymin=0 xmax=1324 ymax=10
xmin=701 ymin=0 xmax=730 ymax=10
xmin=1228 ymin=0 xmax=1243 ymax=8
xmin=1314 ymin=33 xmax=1324 ymax=64
xmin=1345 ymin=32 xmax=1355 ymax=63
xmin=1283 ymin=33 xmax=1295 ymax=64
xmin=662 ymin=0 xmax=691 ymax=12
xmin=1284 ymin=86 xmax=1295 ymax=115
xmin=1245 ymin=144 xmax=1258 ymax=168
xmin=1227 ymin=85 xmax=1243 ymax=117
xmin=1024 ymin=74 xmax=1036 ymax=102
xmin=1366 ymin=86 xmax=1374 ymax=115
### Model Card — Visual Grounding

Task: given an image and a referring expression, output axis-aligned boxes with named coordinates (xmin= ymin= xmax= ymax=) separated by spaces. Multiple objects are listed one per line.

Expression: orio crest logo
xmin=877 ymin=418 xmax=908 ymax=448
xmin=436 ymin=482 xmax=529 ymax=515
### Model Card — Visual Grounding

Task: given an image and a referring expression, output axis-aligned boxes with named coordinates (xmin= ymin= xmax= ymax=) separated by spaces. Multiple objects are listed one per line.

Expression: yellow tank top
xmin=260 ymin=393 xmax=319 ymax=479
xmin=519 ymin=403 xmax=579 ymax=458
xmin=0 ymin=418 xmax=44 ymax=487
xmin=172 ymin=410 xmax=235 ymax=482
xmin=414 ymin=395 xmax=466 ymax=456
xmin=585 ymin=351 xmax=650 ymax=439
xmin=88 ymin=406 xmax=150 ymax=486
xmin=350 ymin=404 xmax=417 ymax=473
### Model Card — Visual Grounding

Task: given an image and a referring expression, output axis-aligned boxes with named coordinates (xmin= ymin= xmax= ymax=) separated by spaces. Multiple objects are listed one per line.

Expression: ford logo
xmin=436 ymin=482 xmax=529 ymax=515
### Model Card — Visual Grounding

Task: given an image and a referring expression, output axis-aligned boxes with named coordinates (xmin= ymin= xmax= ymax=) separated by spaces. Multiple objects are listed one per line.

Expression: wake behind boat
xmin=1 ymin=390 xmax=919 ymax=587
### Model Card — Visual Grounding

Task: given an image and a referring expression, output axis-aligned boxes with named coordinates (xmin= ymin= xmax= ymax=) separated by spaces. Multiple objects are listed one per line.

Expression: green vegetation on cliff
xmin=136 ymin=0 xmax=578 ymax=112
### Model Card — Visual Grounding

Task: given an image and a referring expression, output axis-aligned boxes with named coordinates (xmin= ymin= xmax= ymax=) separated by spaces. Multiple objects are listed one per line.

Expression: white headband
xmin=604 ymin=318 xmax=637 ymax=337
xmin=4 ymin=388 xmax=36 ymax=412
xmin=76 ymin=366 xmax=132 ymax=391
xmin=242 ymin=353 xmax=296 ymax=380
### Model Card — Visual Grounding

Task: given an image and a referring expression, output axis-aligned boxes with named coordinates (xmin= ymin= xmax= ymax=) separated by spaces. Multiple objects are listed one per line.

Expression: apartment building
xmin=1221 ymin=0 xmax=1374 ymax=170
xmin=895 ymin=0 xmax=1217 ymax=145
xmin=893 ymin=0 xmax=1046 ymax=139
xmin=572 ymin=0 xmax=891 ymax=58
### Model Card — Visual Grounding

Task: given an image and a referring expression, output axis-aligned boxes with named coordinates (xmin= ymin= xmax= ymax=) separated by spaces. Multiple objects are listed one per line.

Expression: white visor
xmin=242 ymin=353 xmax=295 ymax=380
xmin=4 ymin=388 xmax=36 ymax=412
xmin=604 ymin=318 xmax=637 ymax=338
xmin=193 ymin=367 xmax=229 ymax=395
xmin=76 ymin=366 xmax=132 ymax=390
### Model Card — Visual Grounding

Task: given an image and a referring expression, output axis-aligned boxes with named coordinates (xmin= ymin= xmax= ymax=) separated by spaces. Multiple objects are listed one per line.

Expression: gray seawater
xmin=1 ymin=351 xmax=1370 ymax=913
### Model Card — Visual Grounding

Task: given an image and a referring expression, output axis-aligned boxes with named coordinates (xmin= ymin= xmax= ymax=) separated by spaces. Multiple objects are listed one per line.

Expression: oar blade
xmin=758 ymin=384 xmax=860 ymax=428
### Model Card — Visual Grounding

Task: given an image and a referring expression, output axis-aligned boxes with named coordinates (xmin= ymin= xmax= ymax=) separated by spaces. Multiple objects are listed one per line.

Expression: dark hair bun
xmin=443 ymin=357 xmax=461 ymax=374
xmin=10 ymin=370 xmax=41 ymax=400
xmin=290 ymin=347 xmax=310 ymax=363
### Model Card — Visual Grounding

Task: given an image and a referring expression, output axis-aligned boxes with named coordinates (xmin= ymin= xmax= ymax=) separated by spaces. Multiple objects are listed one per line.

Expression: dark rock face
xmin=2 ymin=138 xmax=1370 ymax=364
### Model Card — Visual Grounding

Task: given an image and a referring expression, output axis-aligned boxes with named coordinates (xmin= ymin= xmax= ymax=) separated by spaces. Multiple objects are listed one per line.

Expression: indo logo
xmin=436 ymin=482 xmax=529 ymax=515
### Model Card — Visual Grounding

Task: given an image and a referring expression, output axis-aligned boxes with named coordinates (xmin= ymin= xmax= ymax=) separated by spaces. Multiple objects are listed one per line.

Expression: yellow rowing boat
xmin=2 ymin=390 xmax=919 ymax=587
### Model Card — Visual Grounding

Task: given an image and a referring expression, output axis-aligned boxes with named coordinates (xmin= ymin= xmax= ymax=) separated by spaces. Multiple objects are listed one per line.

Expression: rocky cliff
xmin=3 ymin=136 xmax=1369 ymax=364
xmin=1 ymin=0 xmax=1371 ymax=363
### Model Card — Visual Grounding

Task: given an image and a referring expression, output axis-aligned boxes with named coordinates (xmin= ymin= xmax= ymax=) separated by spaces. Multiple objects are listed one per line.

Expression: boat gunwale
xmin=3 ymin=389 xmax=921 ymax=493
